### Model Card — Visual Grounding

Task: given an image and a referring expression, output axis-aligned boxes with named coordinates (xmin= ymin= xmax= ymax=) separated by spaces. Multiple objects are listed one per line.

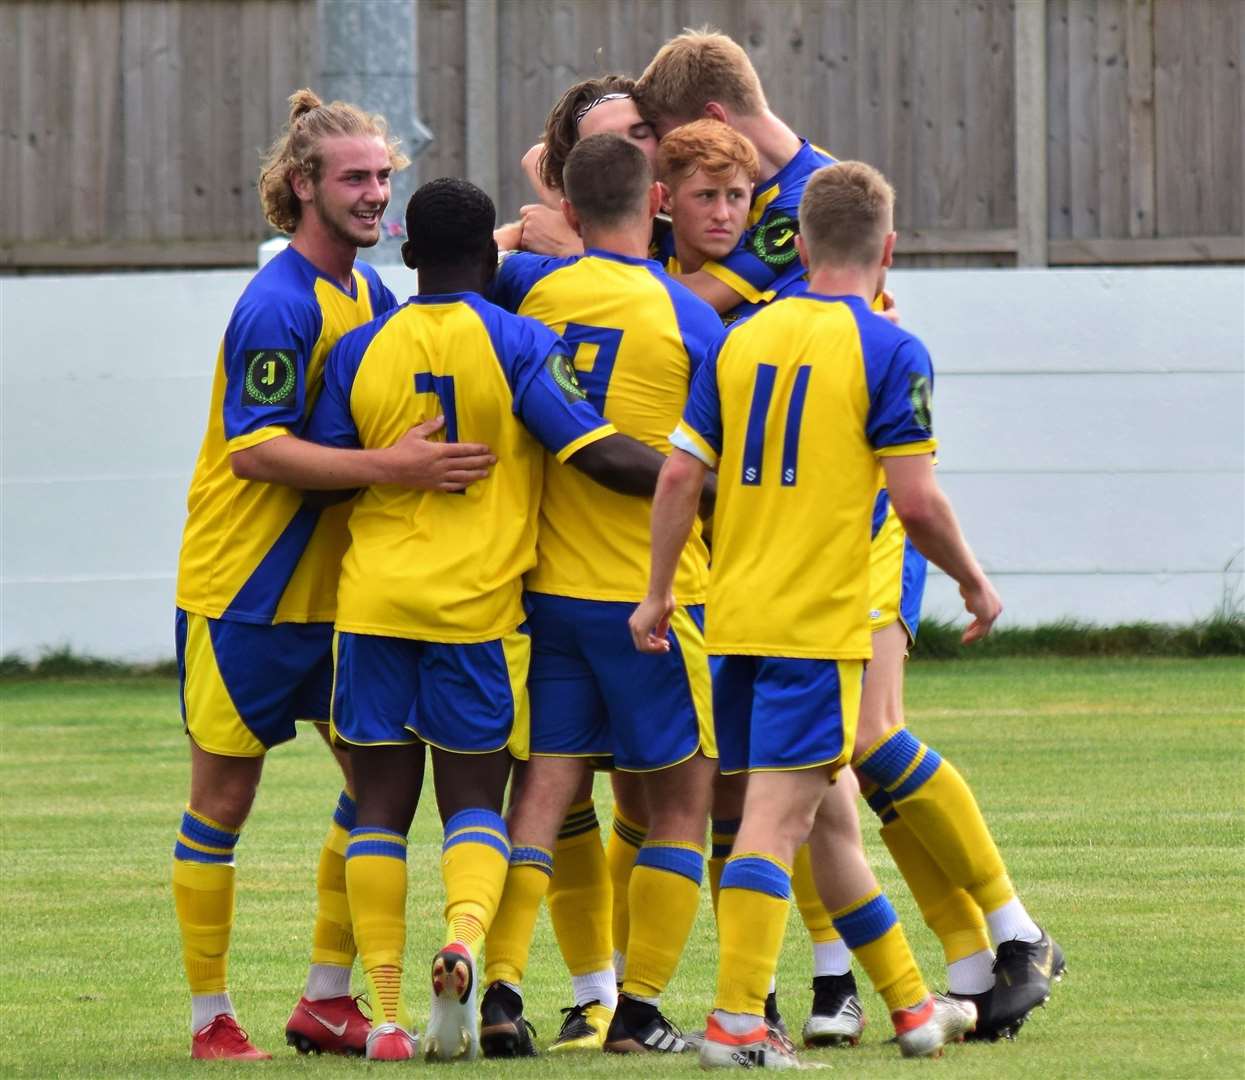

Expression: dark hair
xmin=563 ymin=134 xmax=652 ymax=228
xmin=538 ymin=75 xmax=637 ymax=192
xmin=404 ymin=178 xmax=496 ymax=267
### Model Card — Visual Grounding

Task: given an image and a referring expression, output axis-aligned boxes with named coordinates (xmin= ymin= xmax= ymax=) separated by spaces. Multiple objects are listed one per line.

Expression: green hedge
xmin=911 ymin=614 xmax=1245 ymax=659
xmin=2 ymin=614 xmax=1242 ymax=679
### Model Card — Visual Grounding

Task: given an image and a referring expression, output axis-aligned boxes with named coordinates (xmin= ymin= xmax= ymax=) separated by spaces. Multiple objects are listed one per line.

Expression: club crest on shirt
xmin=548 ymin=351 xmax=587 ymax=404
xmin=751 ymin=213 xmax=800 ymax=267
xmin=908 ymin=373 xmax=933 ymax=432
xmin=242 ymin=349 xmax=297 ymax=407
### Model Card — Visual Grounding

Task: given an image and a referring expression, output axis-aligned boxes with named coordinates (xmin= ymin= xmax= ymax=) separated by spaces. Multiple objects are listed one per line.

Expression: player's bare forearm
xmin=567 ymin=433 xmax=666 ymax=496
xmin=630 ymin=450 xmax=705 ymax=653
xmin=231 ymin=418 xmax=496 ymax=493
xmin=882 ymin=453 xmax=1002 ymax=641
xmin=647 ymin=450 xmax=706 ymax=599
xmin=519 ymin=204 xmax=584 ymax=257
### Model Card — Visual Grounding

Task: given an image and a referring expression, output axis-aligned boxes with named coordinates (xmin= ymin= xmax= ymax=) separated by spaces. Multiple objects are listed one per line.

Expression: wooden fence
xmin=1 ymin=0 xmax=1241 ymax=269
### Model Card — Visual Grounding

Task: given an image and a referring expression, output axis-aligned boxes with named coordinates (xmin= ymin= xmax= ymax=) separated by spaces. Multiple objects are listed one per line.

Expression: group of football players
xmin=171 ymin=28 xmax=1063 ymax=1069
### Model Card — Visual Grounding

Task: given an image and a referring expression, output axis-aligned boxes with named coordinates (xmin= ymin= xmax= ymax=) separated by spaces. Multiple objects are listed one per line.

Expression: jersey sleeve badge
xmin=241 ymin=349 xmax=298 ymax=407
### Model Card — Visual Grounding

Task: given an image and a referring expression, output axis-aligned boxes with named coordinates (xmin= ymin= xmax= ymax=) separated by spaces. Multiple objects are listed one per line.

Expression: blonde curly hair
xmin=258 ymin=88 xmax=410 ymax=234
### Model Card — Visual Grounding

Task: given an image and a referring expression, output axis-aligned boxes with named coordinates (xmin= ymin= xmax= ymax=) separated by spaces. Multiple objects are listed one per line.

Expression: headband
xmin=574 ymin=92 xmax=632 ymax=127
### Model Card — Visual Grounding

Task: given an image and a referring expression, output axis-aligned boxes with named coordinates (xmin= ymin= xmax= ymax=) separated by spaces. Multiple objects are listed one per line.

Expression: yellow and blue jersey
xmin=492 ymin=249 xmax=724 ymax=603
xmin=176 ymin=246 xmax=396 ymax=625
xmin=305 ymin=291 xmax=615 ymax=643
xmin=656 ymin=138 xmax=836 ymax=306
xmin=672 ymin=292 xmax=937 ymax=660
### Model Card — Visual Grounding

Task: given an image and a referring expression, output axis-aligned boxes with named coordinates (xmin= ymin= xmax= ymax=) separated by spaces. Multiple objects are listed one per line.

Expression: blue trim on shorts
xmin=833 ymin=894 xmax=899 ymax=949
xmin=871 ymin=489 xmax=890 ymax=540
xmin=899 ymin=537 xmax=928 ymax=639
xmin=636 ymin=844 xmax=705 ymax=884
xmin=720 ymin=855 xmax=791 ymax=900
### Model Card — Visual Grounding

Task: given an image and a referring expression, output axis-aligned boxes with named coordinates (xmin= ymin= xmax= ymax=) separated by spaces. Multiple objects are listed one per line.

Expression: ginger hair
xmin=656 ymin=118 xmax=759 ymax=192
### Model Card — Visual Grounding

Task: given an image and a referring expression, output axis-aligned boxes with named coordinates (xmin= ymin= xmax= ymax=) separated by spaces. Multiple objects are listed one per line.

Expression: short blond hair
xmin=258 ymin=88 xmax=410 ymax=234
xmin=656 ymin=119 xmax=759 ymax=192
xmin=636 ymin=28 xmax=766 ymax=123
xmin=799 ymin=162 xmax=895 ymax=267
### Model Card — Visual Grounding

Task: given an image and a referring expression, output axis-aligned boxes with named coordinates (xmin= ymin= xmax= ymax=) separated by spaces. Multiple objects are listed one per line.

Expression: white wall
xmin=2 ymin=266 xmax=1242 ymax=661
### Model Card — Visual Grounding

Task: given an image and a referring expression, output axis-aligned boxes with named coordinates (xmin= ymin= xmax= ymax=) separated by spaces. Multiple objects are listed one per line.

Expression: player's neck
xmin=417 ymin=268 xmax=486 ymax=296
xmin=290 ymin=221 xmax=357 ymax=291
xmin=730 ymin=110 xmax=803 ymax=185
xmin=671 ymin=238 xmax=706 ymax=274
xmin=806 ymin=265 xmax=878 ymax=304
xmin=579 ymin=223 xmax=652 ymax=261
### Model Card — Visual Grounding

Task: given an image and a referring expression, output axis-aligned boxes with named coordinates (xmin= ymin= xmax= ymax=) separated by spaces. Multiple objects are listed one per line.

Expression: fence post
xmin=464 ymin=0 xmax=500 ymax=204
xmin=1015 ymin=0 xmax=1048 ymax=266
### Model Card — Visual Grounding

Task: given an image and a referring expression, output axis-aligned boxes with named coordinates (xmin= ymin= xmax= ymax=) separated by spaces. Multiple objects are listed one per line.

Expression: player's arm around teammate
xmin=480 ymin=135 xmax=724 ymax=1056
xmin=173 ymin=91 xmax=437 ymax=1062
xmin=516 ymin=76 xmax=662 ymax=259
xmin=304 ymin=178 xmax=669 ymax=1063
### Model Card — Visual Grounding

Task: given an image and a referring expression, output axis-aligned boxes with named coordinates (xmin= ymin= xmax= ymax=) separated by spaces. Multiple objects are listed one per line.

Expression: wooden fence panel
xmin=1 ymin=0 xmax=1240 ymax=268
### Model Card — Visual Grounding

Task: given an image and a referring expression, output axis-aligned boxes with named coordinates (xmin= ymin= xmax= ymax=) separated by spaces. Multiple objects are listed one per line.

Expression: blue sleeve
xmin=304 ymin=315 xmax=392 ymax=449
xmin=651 ymin=271 xmax=727 ymax=382
xmin=513 ymin=335 xmax=615 ymax=457
xmin=712 ymin=193 xmax=804 ymax=294
xmin=221 ymin=285 xmax=322 ymax=441
xmin=467 ymin=296 xmax=611 ymax=456
xmin=865 ymin=336 xmax=936 ymax=451
xmin=490 ymin=252 xmax=569 ymax=314
xmin=675 ymin=341 xmax=724 ymax=460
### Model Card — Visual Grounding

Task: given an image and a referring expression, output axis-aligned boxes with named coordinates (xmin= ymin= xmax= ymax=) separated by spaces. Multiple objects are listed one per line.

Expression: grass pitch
xmin=1 ymin=657 xmax=1242 ymax=1078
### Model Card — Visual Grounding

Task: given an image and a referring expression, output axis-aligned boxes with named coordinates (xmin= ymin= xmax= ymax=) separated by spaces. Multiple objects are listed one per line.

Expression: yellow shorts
xmin=868 ymin=504 xmax=928 ymax=643
xmin=175 ymin=608 xmax=332 ymax=757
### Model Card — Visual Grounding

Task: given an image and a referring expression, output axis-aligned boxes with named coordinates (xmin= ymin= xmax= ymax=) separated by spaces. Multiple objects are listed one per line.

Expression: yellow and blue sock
xmin=306 ymin=790 xmax=356 ymax=1000
xmin=713 ymin=854 xmax=791 ymax=1018
xmin=621 ymin=842 xmax=704 ymax=1001
xmin=173 ymin=807 xmax=239 ymax=1030
xmin=483 ymin=844 xmax=553 ymax=988
xmin=855 ymin=728 xmax=1015 ymax=915
xmin=791 ymin=843 xmax=852 ymax=975
xmin=863 ymin=781 xmax=992 ymax=988
xmin=442 ymin=809 xmax=510 ymax=956
xmin=606 ymin=809 xmax=647 ymax=977
xmin=547 ymin=799 xmax=617 ymax=1006
xmin=831 ymin=888 xmax=927 ymax=1014
xmin=548 ymin=801 xmax=613 ymax=976
xmin=345 ymin=827 xmax=410 ymax=1028
xmin=707 ymin=817 xmax=739 ymax=914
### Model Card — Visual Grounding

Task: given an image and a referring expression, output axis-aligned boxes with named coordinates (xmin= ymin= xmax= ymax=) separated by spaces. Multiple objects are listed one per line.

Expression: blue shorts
xmin=174 ymin=608 xmax=332 ymax=757
xmin=869 ymin=497 xmax=927 ymax=642
xmin=712 ymin=655 xmax=864 ymax=774
xmin=526 ymin=593 xmax=716 ymax=772
xmin=330 ymin=628 xmax=531 ymax=757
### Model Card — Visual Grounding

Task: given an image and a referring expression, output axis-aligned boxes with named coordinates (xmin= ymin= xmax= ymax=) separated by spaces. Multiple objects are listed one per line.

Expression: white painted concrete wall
xmin=2 ymin=266 xmax=1242 ymax=661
